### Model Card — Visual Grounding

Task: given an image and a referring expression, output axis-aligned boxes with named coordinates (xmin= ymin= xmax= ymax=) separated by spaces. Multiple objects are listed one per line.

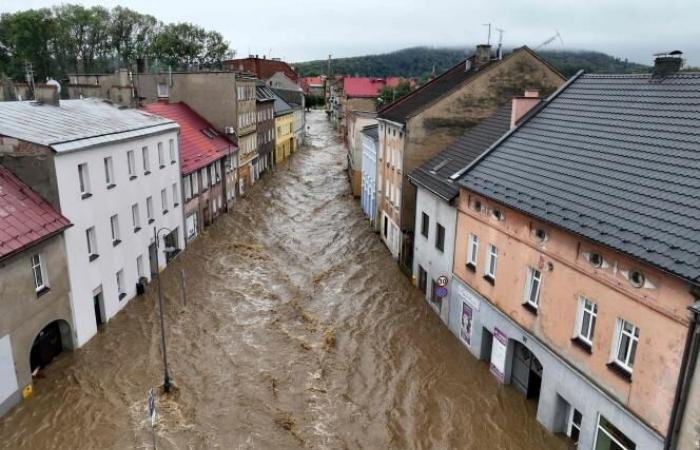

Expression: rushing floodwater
xmin=0 ymin=111 xmax=571 ymax=449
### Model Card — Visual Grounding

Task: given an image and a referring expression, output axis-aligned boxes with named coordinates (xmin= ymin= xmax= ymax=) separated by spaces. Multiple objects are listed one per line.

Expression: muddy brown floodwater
xmin=0 ymin=111 xmax=572 ymax=450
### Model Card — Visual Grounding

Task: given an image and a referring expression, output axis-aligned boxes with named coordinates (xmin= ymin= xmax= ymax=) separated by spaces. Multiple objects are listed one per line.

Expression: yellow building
xmin=274 ymin=109 xmax=294 ymax=164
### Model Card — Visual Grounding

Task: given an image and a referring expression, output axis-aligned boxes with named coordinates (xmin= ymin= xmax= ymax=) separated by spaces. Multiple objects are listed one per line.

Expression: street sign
xmin=436 ymin=275 xmax=449 ymax=287
xmin=148 ymin=388 xmax=157 ymax=427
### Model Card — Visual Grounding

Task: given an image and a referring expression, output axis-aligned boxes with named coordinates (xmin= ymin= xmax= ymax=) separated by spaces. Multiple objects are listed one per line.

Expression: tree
xmin=378 ymin=80 xmax=412 ymax=106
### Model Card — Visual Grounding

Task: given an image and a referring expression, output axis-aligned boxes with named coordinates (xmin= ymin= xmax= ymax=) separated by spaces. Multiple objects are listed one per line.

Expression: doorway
xmin=148 ymin=242 xmax=158 ymax=276
xmin=30 ymin=321 xmax=64 ymax=372
xmin=511 ymin=342 xmax=543 ymax=400
xmin=93 ymin=287 xmax=104 ymax=328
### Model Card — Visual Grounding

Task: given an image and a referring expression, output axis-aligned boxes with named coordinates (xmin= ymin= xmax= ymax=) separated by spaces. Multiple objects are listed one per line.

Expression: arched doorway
xmin=30 ymin=320 xmax=71 ymax=373
xmin=511 ymin=341 xmax=543 ymax=400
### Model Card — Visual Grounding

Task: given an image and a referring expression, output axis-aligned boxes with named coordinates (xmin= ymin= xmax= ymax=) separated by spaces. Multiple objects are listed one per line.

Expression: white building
xmin=0 ymin=96 xmax=184 ymax=347
xmin=360 ymin=124 xmax=379 ymax=227
xmin=407 ymin=103 xmax=513 ymax=322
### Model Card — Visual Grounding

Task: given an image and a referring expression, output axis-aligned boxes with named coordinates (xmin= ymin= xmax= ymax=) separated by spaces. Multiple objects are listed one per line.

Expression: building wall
xmin=53 ymin=130 xmax=185 ymax=346
xmin=182 ymin=158 xmax=226 ymax=241
xmin=360 ymin=134 xmax=378 ymax=226
xmin=256 ymin=101 xmax=275 ymax=171
xmin=275 ymin=113 xmax=294 ymax=164
xmin=0 ymin=234 xmax=75 ymax=416
xmin=376 ymin=121 xmax=405 ymax=240
xmin=0 ymin=139 xmax=61 ymax=210
xmin=452 ymin=187 xmax=692 ymax=438
xmin=347 ymin=115 xmax=377 ymax=197
xmin=412 ymin=186 xmax=457 ymax=324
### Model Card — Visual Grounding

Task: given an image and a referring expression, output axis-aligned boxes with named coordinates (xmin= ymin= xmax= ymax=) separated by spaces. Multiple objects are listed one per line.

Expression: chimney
xmin=475 ymin=44 xmax=492 ymax=67
xmin=510 ymin=89 xmax=540 ymax=128
xmin=34 ymin=83 xmax=59 ymax=106
xmin=117 ymin=68 xmax=130 ymax=87
xmin=653 ymin=50 xmax=683 ymax=78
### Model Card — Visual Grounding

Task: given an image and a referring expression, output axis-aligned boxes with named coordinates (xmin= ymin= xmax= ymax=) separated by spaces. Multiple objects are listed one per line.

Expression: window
xmin=594 ymin=415 xmax=636 ymax=450
xmin=158 ymin=142 xmax=165 ymax=168
xmin=132 ymin=203 xmax=141 ymax=231
xmin=435 ymin=223 xmax=445 ymax=252
xmin=172 ymin=183 xmax=179 ymax=207
xmin=86 ymin=227 xmax=98 ymax=260
xmin=201 ymin=167 xmax=209 ymax=190
xmin=169 ymin=139 xmax=176 ymax=164
xmin=491 ymin=209 xmax=503 ymax=221
xmin=184 ymin=176 xmax=192 ymax=201
xmin=485 ymin=244 xmax=498 ymax=279
xmin=146 ymin=196 xmax=154 ymax=223
xmin=588 ymin=252 xmax=603 ymax=267
xmin=524 ymin=267 xmax=542 ymax=309
xmin=116 ymin=269 xmax=126 ymax=299
xmin=157 ymin=82 xmax=168 ymax=98
xmin=192 ymin=171 xmax=199 ymax=195
xmin=575 ymin=297 xmax=598 ymax=346
xmin=127 ymin=150 xmax=136 ymax=179
xmin=566 ymin=407 xmax=582 ymax=444
xmin=110 ymin=214 xmax=121 ymax=245
xmin=104 ymin=157 xmax=115 ymax=187
xmin=142 ymin=147 xmax=150 ymax=174
xmin=78 ymin=163 xmax=91 ymax=197
xmin=613 ymin=319 xmax=639 ymax=374
xmin=161 ymin=189 xmax=168 ymax=213
xmin=418 ymin=266 xmax=428 ymax=295
xmin=467 ymin=234 xmax=479 ymax=267
xmin=31 ymin=254 xmax=48 ymax=292
xmin=421 ymin=212 xmax=429 ymax=238
xmin=628 ymin=270 xmax=645 ymax=288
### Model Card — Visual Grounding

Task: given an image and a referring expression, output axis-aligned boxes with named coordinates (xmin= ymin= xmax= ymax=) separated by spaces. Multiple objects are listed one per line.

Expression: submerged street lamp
xmin=153 ymin=226 xmax=176 ymax=393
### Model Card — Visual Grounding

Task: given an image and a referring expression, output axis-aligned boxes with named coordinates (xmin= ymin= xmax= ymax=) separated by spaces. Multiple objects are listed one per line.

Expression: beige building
xmin=346 ymin=110 xmax=377 ymax=197
xmin=376 ymin=45 xmax=565 ymax=269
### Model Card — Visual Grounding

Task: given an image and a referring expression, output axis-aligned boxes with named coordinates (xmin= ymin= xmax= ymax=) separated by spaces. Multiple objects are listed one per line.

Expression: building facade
xmin=447 ymin=63 xmax=700 ymax=450
xmin=0 ymin=166 xmax=73 ymax=417
xmin=0 ymin=98 xmax=184 ymax=347
xmin=274 ymin=94 xmax=294 ymax=165
xmin=256 ymin=85 xmax=277 ymax=174
xmin=236 ymin=74 xmax=259 ymax=191
xmin=141 ymin=102 xmax=234 ymax=242
xmin=346 ymin=111 xmax=377 ymax=197
xmin=360 ymin=124 xmax=378 ymax=227
xmin=376 ymin=45 xmax=565 ymax=271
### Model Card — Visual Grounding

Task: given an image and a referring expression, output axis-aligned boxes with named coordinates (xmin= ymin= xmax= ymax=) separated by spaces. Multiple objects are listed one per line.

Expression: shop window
xmin=594 ymin=415 xmax=636 ymax=450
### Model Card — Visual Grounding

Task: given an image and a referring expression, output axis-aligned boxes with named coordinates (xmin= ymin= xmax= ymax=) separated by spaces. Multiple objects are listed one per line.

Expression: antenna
xmin=535 ymin=30 xmax=564 ymax=50
xmin=482 ymin=23 xmax=492 ymax=45
xmin=24 ymin=61 xmax=35 ymax=98
xmin=496 ymin=28 xmax=505 ymax=59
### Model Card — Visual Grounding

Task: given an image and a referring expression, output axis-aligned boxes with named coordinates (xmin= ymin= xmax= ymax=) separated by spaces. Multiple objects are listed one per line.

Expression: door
xmin=93 ymin=289 xmax=104 ymax=327
xmin=30 ymin=321 xmax=63 ymax=371
xmin=511 ymin=342 xmax=543 ymax=400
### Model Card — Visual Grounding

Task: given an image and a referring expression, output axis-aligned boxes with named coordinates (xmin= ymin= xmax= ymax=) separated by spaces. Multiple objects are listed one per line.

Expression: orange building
xmin=446 ymin=55 xmax=700 ymax=449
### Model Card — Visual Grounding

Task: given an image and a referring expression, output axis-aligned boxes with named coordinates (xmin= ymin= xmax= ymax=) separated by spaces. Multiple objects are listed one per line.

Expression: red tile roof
xmin=0 ymin=166 xmax=70 ymax=260
xmin=301 ymin=76 xmax=324 ymax=94
xmin=224 ymin=58 xmax=299 ymax=82
xmin=141 ymin=102 xmax=234 ymax=175
xmin=343 ymin=77 xmax=388 ymax=98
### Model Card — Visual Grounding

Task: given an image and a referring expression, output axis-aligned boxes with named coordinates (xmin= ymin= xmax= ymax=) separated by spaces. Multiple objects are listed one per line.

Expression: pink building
xmin=447 ymin=55 xmax=700 ymax=449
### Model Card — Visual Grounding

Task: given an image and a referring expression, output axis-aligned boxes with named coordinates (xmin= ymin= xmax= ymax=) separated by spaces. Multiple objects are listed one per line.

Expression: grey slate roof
xmin=361 ymin=124 xmax=379 ymax=141
xmin=458 ymin=72 xmax=700 ymax=283
xmin=0 ymin=98 xmax=178 ymax=152
xmin=272 ymin=88 xmax=303 ymax=108
xmin=256 ymin=85 xmax=276 ymax=102
xmin=409 ymin=102 xmax=513 ymax=202
xmin=272 ymin=91 xmax=293 ymax=116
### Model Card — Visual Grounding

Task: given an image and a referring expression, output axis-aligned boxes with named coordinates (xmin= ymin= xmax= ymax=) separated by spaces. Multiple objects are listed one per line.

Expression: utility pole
xmin=327 ymin=54 xmax=332 ymax=77
xmin=482 ymin=23 xmax=492 ymax=45
xmin=153 ymin=227 xmax=172 ymax=393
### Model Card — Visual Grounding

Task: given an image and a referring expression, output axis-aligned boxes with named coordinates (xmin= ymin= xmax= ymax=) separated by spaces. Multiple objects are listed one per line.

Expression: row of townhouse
xmin=0 ymin=64 xmax=303 ymax=416
xmin=358 ymin=45 xmax=700 ymax=449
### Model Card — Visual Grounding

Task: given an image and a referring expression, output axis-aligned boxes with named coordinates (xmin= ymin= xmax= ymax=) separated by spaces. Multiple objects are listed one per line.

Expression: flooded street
xmin=0 ymin=111 xmax=570 ymax=449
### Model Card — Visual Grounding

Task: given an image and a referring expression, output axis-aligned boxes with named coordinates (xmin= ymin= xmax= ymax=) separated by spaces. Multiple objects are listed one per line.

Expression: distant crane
xmin=535 ymin=30 xmax=564 ymax=50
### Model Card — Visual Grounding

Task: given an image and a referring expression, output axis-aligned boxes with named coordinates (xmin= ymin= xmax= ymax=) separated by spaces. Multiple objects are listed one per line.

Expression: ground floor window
xmin=567 ymin=406 xmax=582 ymax=444
xmin=418 ymin=265 xmax=427 ymax=295
xmin=594 ymin=415 xmax=636 ymax=450
xmin=186 ymin=213 xmax=198 ymax=241
xmin=429 ymin=278 xmax=441 ymax=307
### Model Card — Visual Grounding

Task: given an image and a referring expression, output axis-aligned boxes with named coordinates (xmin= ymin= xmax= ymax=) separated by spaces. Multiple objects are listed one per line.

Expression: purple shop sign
xmin=490 ymin=328 xmax=508 ymax=382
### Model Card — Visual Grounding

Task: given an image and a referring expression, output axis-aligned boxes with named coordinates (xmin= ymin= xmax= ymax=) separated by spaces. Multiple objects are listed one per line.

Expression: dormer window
xmin=472 ymin=200 xmax=482 ymax=212
xmin=491 ymin=209 xmax=504 ymax=221
xmin=587 ymin=252 xmax=603 ymax=268
xmin=533 ymin=228 xmax=548 ymax=242
xmin=628 ymin=270 xmax=645 ymax=288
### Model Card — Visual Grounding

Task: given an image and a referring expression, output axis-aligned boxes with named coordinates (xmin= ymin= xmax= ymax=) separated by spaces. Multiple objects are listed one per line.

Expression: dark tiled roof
xmin=272 ymin=91 xmax=293 ymax=116
xmin=0 ymin=166 xmax=71 ymax=260
xmin=272 ymin=88 xmax=303 ymax=108
xmin=459 ymin=72 xmax=700 ymax=282
xmin=361 ymin=124 xmax=379 ymax=140
xmin=409 ymin=102 xmax=512 ymax=201
xmin=256 ymin=85 xmax=276 ymax=102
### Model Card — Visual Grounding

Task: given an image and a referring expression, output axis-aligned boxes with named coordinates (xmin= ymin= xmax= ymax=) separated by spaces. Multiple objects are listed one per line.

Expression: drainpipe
xmin=666 ymin=299 xmax=700 ymax=449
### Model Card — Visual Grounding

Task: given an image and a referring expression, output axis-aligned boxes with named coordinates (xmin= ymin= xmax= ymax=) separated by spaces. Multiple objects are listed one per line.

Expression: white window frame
xmin=524 ymin=267 xmax=542 ymax=308
xmin=31 ymin=253 xmax=48 ymax=291
xmin=192 ymin=172 xmax=199 ymax=195
xmin=157 ymin=82 xmax=168 ymax=98
xmin=127 ymin=150 xmax=136 ymax=177
xmin=104 ymin=156 xmax=114 ymax=186
xmin=485 ymin=244 xmax=498 ymax=279
xmin=158 ymin=142 xmax=165 ymax=168
xmin=169 ymin=139 xmax=176 ymax=164
xmin=78 ymin=163 xmax=90 ymax=195
xmin=146 ymin=196 xmax=154 ymax=221
xmin=593 ymin=415 xmax=636 ymax=450
xmin=172 ymin=183 xmax=179 ymax=206
xmin=161 ymin=188 xmax=168 ymax=213
xmin=566 ymin=406 xmax=582 ymax=443
xmin=110 ymin=214 xmax=120 ymax=243
xmin=136 ymin=255 xmax=145 ymax=278
xmin=184 ymin=176 xmax=192 ymax=201
xmin=116 ymin=269 xmax=125 ymax=297
xmin=142 ymin=146 xmax=150 ymax=173
xmin=575 ymin=297 xmax=598 ymax=345
xmin=612 ymin=318 xmax=639 ymax=373
xmin=86 ymin=226 xmax=98 ymax=257
xmin=132 ymin=203 xmax=140 ymax=230
xmin=467 ymin=234 xmax=479 ymax=266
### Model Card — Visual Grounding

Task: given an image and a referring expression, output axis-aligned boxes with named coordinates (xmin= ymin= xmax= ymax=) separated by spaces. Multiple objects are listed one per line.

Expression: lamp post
xmin=153 ymin=226 xmax=174 ymax=393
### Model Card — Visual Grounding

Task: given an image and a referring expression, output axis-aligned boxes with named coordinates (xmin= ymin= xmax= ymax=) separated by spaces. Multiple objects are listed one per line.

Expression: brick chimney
xmin=34 ymin=83 xmax=59 ymax=106
xmin=653 ymin=51 xmax=683 ymax=78
xmin=474 ymin=44 xmax=492 ymax=67
xmin=510 ymin=89 xmax=540 ymax=128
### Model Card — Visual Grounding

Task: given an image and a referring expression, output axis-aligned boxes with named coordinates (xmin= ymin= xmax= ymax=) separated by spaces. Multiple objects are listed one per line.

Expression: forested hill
xmin=294 ymin=47 xmax=649 ymax=79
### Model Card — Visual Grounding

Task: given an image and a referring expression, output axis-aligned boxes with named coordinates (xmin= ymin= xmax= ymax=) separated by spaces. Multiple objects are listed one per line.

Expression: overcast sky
xmin=3 ymin=0 xmax=699 ymax=66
